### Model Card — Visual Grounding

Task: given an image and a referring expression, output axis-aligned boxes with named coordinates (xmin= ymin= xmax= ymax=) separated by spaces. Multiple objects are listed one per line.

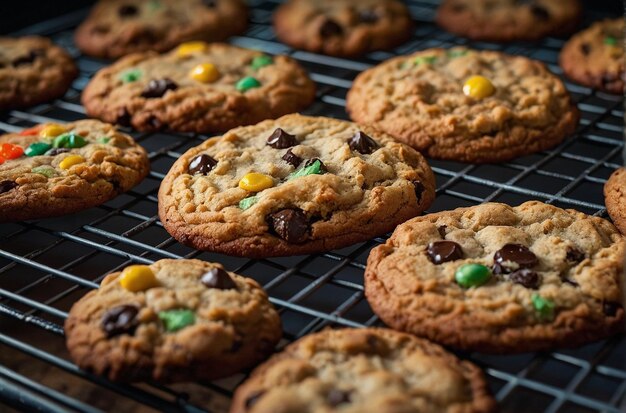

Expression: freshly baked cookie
xmin=604 ymin=168 xmax=626 ymax=234
xmin=75 ymin=0 xmax=248 ymax=59
xmin=0 ymin=120 xmax=149 ymax=222
xmin=365 ymin=201 xmax=625 ymax=354
xmin=65 ymin=259 xmax=282 ymax=382
xmin=230 ymin=328 xmax=497 ymax=413
xmin=0 ymin=36 xmax=77 ymax=111
xmin=82 ymin=43 xmax=316 ymax=133
xmin=347 ymin=47 xmax=579 ymax=163
xmin=560 ymin=18 xmax=624 ymax=94
xmin=158 ymin=114 xmax=435 ymax=258
xmin=273 ymin=0 xmax=413 ymax=57
xmin=436 ymin=0 xmax=581 ymax=42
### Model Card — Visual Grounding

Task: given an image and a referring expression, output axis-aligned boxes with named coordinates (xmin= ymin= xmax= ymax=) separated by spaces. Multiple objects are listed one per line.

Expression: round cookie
xmin=158 ymin=114 xmax=436 ymax=258
xmin=604 ymin=168 xmax=626 ymax=234
xmin=365 ymin=201 xmax=625 ymax=354
xmin=229 ymin=328 xmax=497 ymax=413
xmin=0 ymin=36 xmax=77 ymax=111
xmin=82 ymin=43 xmax=316 ymax=133
xmin=346 ymin=47 xmax=579 ymax=163
xmin=273 ymin=0 xmax=413 ymax=57
xmin=0 ymin=120 xmax=149 ymax=222
xmin=75 ymin=0 xmax=248 ymax=59
xmin=65 ymin=259 xmax=282 ymax=382
xmin=436 ymin=0 xmax=582 ymax=42
xmin=559 ymin=18 xmax=624 ymax=94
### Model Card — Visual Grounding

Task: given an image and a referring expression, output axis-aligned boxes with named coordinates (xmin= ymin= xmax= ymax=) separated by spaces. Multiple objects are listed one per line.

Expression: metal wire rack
xmin=0 ymin=0 xmax=624 ymax=412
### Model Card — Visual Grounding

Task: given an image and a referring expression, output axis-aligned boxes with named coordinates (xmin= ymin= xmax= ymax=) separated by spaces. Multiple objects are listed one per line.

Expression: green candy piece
xmin=239 ymin=196 xmax=258 ymax=210
xmin=251 ymin=55 xmax=273 ymax=70
xmin=414 ymin=55 xmax=437 ymax=65
xmin=31 ymin=165 xmax=57 ymax=178
xmin=53 ymin=133 xmax=87 ymax=149
xmin=531 ymin=294 xmax=555 ymax=321
xmin=119 ymin=68 xmax=142 ymax=83
xmin=455 ymin=264 xmax=491 ymax=288
xmin=236 ymin=76 xmax=261 ymax=92
xmin=447 ymin=49 xmax=468 ymax=58
xmin=25 ymin=142 xmax=52 ymax=157
xmin=604 ymin=36 xmax=618 ymax=46
xmin=158 ymin=309 xmax=196 ymax=332
xmin=97 ymin=136 xmax=111 ymax=144
xmin=288 ymin=159 xmax=324 ymax=180
xmin=148 ymin=0 xmax=161 ymax=10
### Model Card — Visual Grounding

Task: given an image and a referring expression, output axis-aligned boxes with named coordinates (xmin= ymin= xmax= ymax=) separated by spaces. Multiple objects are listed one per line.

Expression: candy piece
xmin=282 ymin=148 xmax=302 ymax=167
xmin=97 ymin=137 xmax=111 ymax=144
xmin=0 ymin=180 xmax=18 ymax=194
xmin=455 ymin=264 xmax=491 ymax=288
xmin=288 ymin=159 xmax=326 ymax=180
xmin=266 ymin=128 xmax=297 ymax=148
xmin=119 ymin=68 xmax=142 ymax=83
xmin=188 ymin=154 xmax=218 ymax=175
xmin=176 ymin=41 xmax=208 ymax=57
xmin=25 ymin=142 xmax=52 ymax=157
xmin=348 ymin=131 xmax=378 ymax=154
xmin=158 ymin=309 xmax=196 ymax=332
xmin=604 ymin=36 xmax=618 ymax=46
xmin=148 ymin=0 xmax=161 ymax=10
xmin=239 ymin=196 xmax=258 ymax=210
xmin=239 ymin=172 xmax=274 ymax=192
xmin=493 ymin=244 xmax=537 ymax=274
xmin=0 ymin=155 xmax=4 ymax=165
xmin=320 ymin=19 xmax=343 ymax=37
xmin=201 ymin=268 xmax=237 ymax=289
xmin=267 ymin=208 xmax=309 ymax=243
xmin=59 ymin=155 xmax=85 ymax=170
xmin=414 ymin=181 xmax=424 ymax=202
xmin=447 ymin=49 xmax=468 ymax=58
xmin=427 ymin=241 xmax=463 ymax=264
xmin=566 ymin=247 xmax=585 ymax=263
xmin=53 ymin=133 xmax=87 ymax=149
xmin=507 ymin=269 xmax=540 ymax=289
xmin=236 ymin=76 xmax=261 ymax=92
xmin=119 ymin=265 xmax=159 ymax=292
xmin=141 ymin=78 xmax=178 ymax=98
xmin=251 ymin=55 xmax=273 ymax=70
xmin=189 ymin=63 xmax=220 ymax=83
xmin=40 ymin=124 xmax=66 ymax=138
xmin=19 ymin=125 xmax=42 ymax=136
xmin=1 ymin=143 xmax=24 ymax=160
xmin=44 ymin=148 xmax=70 ymax=156
xmin=463 ymin=76 xmax=495 ymax=99
xmin=101 ymin=305 xmax=139 ymax=337
xmin=531 ymin=294 xmax=555 ymax=321
xmin=31 ymin=165 xmax=57 ymax=178
xmin=414 ymin=55 xmax=437 ymax=65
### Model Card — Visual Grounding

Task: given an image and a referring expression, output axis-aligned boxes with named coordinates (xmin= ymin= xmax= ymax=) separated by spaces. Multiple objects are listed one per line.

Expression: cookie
xmin=346 ymin=47 xmax=579 ymax=163
xmin=0 ymin=120 xmax=149 ymax=222
xmin=229 ymin=328 xmax=497 ymax=413
xmin=82 ymin=43 xmax=316 ymax=133
xmin=75 ymin=0 xmax=248 ymax=59
xmin=436 ymin=0 xmax=582 ymax=42
xmin=365 ymin=201 xmax=625 ymax=354
xmin=0 ymin=36 xmax=77 ymax=111
xmin=273 ymin=0 xmax=413 ymax=57
xmin=158 ymin=114 xmax=436 ymax=258
xmin=559 ymin=18 xmax=624 ymax=94
xmin=64 ymin=258 xmax=282 ymax=382
xmin=604 ymin=168 xmax=626 ymax=234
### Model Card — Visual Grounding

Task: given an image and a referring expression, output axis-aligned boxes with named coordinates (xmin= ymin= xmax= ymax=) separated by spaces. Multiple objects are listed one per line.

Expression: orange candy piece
xmin=0 ymin=143 xmax=24 ymax=160
xmin=19 ymin=125 xmax=43 ymax=136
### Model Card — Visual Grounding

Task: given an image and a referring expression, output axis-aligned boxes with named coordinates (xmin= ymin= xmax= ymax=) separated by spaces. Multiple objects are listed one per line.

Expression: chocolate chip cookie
xmin=230 ymin=328 xmax=497 ymax=413
xmin=0 ymin=120 xmax=149 ymax=222
xmin=273 ymin=0 xmax=413 ymax=57
xmin=82 ymin=43 xmax=316 ymax=133
xmin=65 ymin=259 xmax=282 ymax=382
xmin=0 ymin=36 xmax=77 ymax=111
xmin=158 ymin=114 xmax=435 ymax=258
xmin=560 ymin=18 xmax=624 ymax=94
xmin=604 ymin=168 xmax=626 ymax=234
xmin=75 ymin=0 xmax=248 ymax=59
xmin=436 ymin=0 xmax=582 ymax=42
xmin=347 ymin=47 xmax=579 ymax=163
xmin=365 ymin=201 xmax=625 ymax=354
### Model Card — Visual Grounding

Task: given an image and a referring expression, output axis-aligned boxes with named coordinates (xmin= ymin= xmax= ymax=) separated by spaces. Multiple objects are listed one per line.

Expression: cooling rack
xmin=1 ymin=1 xmax=625 ymax=412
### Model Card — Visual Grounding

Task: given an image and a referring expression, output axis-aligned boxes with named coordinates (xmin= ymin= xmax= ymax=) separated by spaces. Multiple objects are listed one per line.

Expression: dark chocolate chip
xmin=304 ymin=158 xmax=327 ymax=173
xmin=201 ymin=268 xmax=236 ymax=290
xmin=141 ymin=78 xmax=178 ymax=98
xmin=507 ymin=268 xmax=540 ymax=289
xmin=0 ymin=180 xmax=18 ymax=194
xmin=267 ymin=208 xmax=309 ymax=243
xmin=116 ymin=107 xmax=132 ymax=127
xmin=359 ymin=10 xmax=379 ymax=24
xmin=493 ymin=244 xmax=538 ymax=274
xmin=348 ymin=131 xmax=378 ymax=155
xmin=188 ymin=154 xmax=218 ymax=175
xmin=282 ymin=148 xmax=302 ymax=168
xmin=202 ymin=0 xmax=217 ymax=7
xmin=101 ymin=305 xmax=139 ymax=338
xmin=580 ymin=43 xmax=591 ymax=55
xmin=230 ymin=338 xmax=243 ymax=352
xmin=44 ymin=148 xmax=70 ymax=156
xmin=566 ymin=247 xmax=585 ymax=263
xmin=413 ymin=181 xmax=425 ymax=202
xmin=603 ymin=301 xmax=622 ymax=317
xmin=118 ymin=5 xmax=138 ymax=17
xmin=427 ymin=240 xmax=463 ymax=264
xmin=12 ymin=51 xmax=39 ymax=67
xmin=245 ymin=390 xmax=265 ymax=409
xmin=327 ymin=389 xmax=351 ymax=407
xmin=437 ymin=225 xmax=447 ymax=238
xmin=320 ymin=19 xmax=343 ymax=37
xmin=266 ymin=128 xmax=297 ymax=149
xmin=129 ymin=29 xmax=158 ymax=45
xmin=530 ymin=5 xmax=550 ymax=20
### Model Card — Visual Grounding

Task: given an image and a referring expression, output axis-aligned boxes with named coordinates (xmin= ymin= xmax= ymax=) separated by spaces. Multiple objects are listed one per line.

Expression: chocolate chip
xmin=566 ymin=247 xmax=585 ymax=263
xmin=201 ymin=268 xmax=236 ymax=289
xmin=118 ymin=5 xmax=138 ymax=17
xmin=282 ymin=148 xmax=302 ymax=168
xmin=129 ymin=29 xmax=158 ymax=45
xmin=0 ymin=180 xmax=18 ymax=194
xmin=116 ymin=107 xmax=132 ymax=127
xmin=320 ymin=19 xmax=343 ymax=37
xmin=188 ymin=154 xmax=218 ymax=175
xmin=141 ymin=78 xmax=178 ymax=98
xmin=563 ymin=277 xmax=579 ymax=287
xmin=507 ymin=269 xmax=540 ymax=289
xmin=266 ymin=128 xmax=297 ymax=149
xmin=530 ymin=5 xmax=550 ymax=20
xmin=44 ymin=148 xmax=70 ymax=156
xmin=580 ymin=43 xmax=591 ymax=55
xmin=603 ymin=301 xmax=622 ymax=317
xmin=92 ymin=25 xmax=110 ymax=35
xmin=327 ymin=389 xmax=351 ymax=407
xmin=359 ymin=10 xmax=379 ymax=24
xmin=493 ymin=244 xmax=538 ymax=274
xmin=245 ymin=390 xmax=265 ymax=409
xmin=101 ymin=305 xmax=139 ymax=338
xmin=12 ymin=50 xmax=39 ymax=67
xmin=304 ymin=158 xmax=327 ymax=173
xmin=413 ymin=181 xmax=425 ymax=202
xmin=437 ymin=225 xmax=447 ymax=238
xmin=427 ymin=240 xmax=463 ymax=264
xmin=202 ymin=0 xmax=217 ymax=7
xmin=267 ymin=209 xmax=309 ymax=243
xmin=230 ymin=338 xmax=243 ymax=352
xmin=348 ymin=131 xmax=378 ymax=154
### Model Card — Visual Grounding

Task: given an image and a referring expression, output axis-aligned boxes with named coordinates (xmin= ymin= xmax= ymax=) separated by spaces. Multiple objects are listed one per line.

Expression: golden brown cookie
xmin=604 ymin=168 xmax=626 ymax=234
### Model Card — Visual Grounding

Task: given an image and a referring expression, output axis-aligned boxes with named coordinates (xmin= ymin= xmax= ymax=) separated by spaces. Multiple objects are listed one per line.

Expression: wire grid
xmin=0 ymin=0 xmax=625 ymax=412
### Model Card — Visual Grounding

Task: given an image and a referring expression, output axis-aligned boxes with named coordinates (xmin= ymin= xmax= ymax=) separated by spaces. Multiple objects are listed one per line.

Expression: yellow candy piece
xmin=463 ymin=75 xmax=495 ymax=99
xmin=119 ymin=265 xmax=159 ymax=292
xmin=59 ymin=155 xmax=85 ymax=170
xmin=239 ymin=172 xmax=274 ymax=192
xmin=40 ymin=124 xmax=67 ymax=138
xmin=177 ymin=41 xmax=208 ymax=57
xmin=189 ymin=63 xmax=220 ymax=83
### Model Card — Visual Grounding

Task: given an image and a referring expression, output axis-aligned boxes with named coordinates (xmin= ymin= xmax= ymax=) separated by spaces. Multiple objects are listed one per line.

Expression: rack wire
xmin=0 ymin=1 xmax=625 ymax=412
